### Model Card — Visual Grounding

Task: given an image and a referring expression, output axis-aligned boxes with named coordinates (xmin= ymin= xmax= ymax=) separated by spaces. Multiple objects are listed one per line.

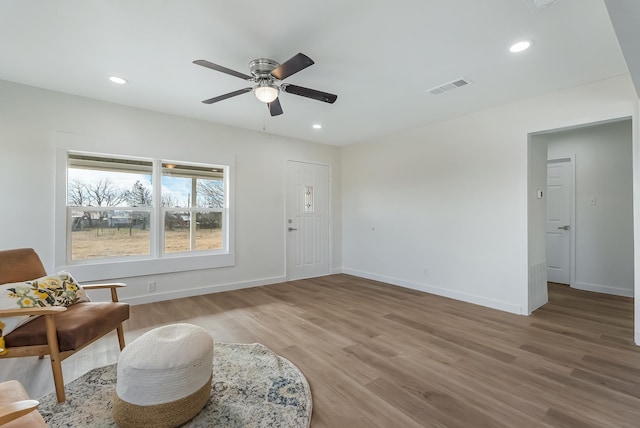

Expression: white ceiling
xmin=0 ymin=0 xmax=630 ymax=146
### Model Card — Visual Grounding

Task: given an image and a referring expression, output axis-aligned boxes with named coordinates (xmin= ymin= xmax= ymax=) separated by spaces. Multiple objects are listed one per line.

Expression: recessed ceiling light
xmin=312 ymin=124 xmax=322 ymax=129
xmin=109 ymin=76 xmax=128 ymax=84
xmin=509 ymin=41 xmax=532 ymax=53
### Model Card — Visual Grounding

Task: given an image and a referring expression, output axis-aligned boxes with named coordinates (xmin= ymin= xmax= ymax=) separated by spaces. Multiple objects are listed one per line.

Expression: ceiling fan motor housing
xmin=249 ymin=58 xmax=280 ymax=80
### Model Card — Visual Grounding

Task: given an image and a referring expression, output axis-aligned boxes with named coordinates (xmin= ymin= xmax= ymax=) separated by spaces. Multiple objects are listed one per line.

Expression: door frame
xmin=546 ymin=155 xmax=576 ymax=287
xmin=284 ymin=159 xmax=333 ymax=280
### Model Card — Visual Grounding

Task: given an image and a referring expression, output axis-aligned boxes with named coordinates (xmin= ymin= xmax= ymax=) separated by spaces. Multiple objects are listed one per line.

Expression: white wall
xmin=541 ymin=120 xmax=633 ymax=297
xmin=341 ymin=75 xmax=637 ymax=316
xmin=0 ymin=79 xmax=342 ymax=304
xmin=2 ymin=75 xmax=638 ymax=340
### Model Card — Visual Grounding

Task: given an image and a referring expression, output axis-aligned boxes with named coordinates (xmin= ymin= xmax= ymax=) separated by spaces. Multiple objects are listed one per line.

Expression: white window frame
xmin=55 ymin=150 xmax=235 ymax=281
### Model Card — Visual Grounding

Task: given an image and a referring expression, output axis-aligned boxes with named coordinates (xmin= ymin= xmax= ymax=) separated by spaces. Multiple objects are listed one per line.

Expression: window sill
xmin=55 ymin=253 xmax=235 ymax=282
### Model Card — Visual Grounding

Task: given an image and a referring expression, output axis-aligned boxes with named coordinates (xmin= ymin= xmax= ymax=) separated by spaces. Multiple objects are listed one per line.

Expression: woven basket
xmin=112 ymin=374 xmax=212 ymax=428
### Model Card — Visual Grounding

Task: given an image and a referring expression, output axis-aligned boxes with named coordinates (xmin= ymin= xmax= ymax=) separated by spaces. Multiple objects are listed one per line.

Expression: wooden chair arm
xmin=0 ymin=306 xmax=67 ymax=317
xmin=0 ymin=399 xmax=40 ymax=425
xmin=82 ymin=282 xmax=126 ymax=303
xmin=82 ymin=283 xmax=127 ymax=290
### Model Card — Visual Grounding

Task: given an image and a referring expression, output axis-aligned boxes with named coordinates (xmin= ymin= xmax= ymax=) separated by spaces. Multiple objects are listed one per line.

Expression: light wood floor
xmin=1 ymin=275 xmax=638 ymax=427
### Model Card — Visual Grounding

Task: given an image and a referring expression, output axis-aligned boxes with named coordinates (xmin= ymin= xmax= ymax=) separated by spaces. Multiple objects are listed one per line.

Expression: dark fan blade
xmin=270 ymin=53 xmax=314 ymax=80
xmin=193 ymin=60 xmax=253 ymax=80
xmin=202 ymin=88 xmax=252 ymax=104
xmin=268 ymin=98 xmax=283 ymax=116
xmin=281 ymin=84 xmax=337 ymax=104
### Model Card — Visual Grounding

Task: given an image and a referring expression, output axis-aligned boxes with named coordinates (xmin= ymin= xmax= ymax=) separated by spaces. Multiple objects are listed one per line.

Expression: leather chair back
xmin=0 ymin=248 xmax=47 ymax=285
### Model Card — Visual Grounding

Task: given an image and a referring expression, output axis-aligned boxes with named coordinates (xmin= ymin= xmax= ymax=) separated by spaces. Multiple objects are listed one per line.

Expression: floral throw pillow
xmin=0 ymin=271 xmax=88 ymax=337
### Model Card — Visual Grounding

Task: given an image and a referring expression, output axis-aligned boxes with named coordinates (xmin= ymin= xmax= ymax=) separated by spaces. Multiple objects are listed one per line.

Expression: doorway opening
xmin=528 ymin=118 xmax=634 ymax=315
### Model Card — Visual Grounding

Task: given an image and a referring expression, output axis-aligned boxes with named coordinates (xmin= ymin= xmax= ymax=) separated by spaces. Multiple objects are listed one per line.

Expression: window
xmin=60 ymin=152 xmax=232 ymax=277
xmin=161 ymin=163 xmax=225 ymax=254
xmin=67 ymin=154 xmax=153 ymax=261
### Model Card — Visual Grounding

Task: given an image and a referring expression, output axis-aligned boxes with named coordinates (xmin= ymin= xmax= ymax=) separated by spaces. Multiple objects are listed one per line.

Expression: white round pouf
xmin=113 ymin=323 xmax=214 ymax=428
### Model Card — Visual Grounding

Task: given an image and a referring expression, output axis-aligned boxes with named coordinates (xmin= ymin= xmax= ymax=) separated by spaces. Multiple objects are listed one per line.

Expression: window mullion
xmin=190 ymin=177 xmax=197 ymax=251
xmin=152 ymin=160 xmax=162 ymax=258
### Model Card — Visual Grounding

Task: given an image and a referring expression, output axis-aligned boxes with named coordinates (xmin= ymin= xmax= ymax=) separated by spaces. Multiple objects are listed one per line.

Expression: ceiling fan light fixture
xmin=254 ymin=82 xmax=279 ymax=103
xmin=194 ymin=53 xmax=338 ymax=117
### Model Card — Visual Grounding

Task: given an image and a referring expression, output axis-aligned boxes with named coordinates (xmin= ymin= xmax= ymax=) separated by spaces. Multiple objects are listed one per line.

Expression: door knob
xmin=557 ymin=225 xmax=571 ymax=231
xmin=288 ymin=227 xmax=298 ymax=231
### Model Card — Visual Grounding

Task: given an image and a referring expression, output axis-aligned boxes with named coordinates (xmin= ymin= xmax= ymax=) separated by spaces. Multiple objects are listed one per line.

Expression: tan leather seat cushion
xmin=5 ymin=302 xmax=129 ymax=351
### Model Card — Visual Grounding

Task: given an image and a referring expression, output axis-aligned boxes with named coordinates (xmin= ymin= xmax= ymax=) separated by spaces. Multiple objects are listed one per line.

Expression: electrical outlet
xmin=423 ymin=268 xmax=430 ymax=279
xmin=147 ymin=281 xmax=156 ymax=292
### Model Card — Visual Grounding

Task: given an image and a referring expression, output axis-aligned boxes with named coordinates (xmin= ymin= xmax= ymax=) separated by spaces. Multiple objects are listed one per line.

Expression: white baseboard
xmin=572 ymin=282 xmax=634 ymax=297
xmin=122 ymin=275 xmax=287 ymax=305
xmin=342 ymin=268 xmax=523 ymax=315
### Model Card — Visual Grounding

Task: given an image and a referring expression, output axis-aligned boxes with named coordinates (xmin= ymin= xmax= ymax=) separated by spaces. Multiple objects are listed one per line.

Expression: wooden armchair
xmin=0 ymin=380 xmax=46 ymax=427
xmin=0 ymin=248 xmax=130 ymax=403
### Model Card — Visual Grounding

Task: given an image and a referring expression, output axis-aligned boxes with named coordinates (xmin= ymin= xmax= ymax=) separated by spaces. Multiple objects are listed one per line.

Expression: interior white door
xmin=286 ymin=161 xmax=330 ymax=280
xmin=546 ymin=159 xmax=573 ymax=284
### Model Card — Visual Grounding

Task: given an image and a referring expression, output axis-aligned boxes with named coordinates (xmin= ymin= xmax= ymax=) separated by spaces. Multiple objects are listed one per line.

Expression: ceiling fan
xmin=193 ymin=53 xmax=337 ymax=117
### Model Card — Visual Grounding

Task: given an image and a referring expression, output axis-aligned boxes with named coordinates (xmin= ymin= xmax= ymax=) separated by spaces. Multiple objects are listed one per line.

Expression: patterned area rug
xmin=38 ymin=343 xmax=312 ymax=427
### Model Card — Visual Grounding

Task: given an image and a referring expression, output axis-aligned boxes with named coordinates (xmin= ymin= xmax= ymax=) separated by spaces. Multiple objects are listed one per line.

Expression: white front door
xmin=286 ymin=161 xmax=330 ymax=280
xmin=546 ymin=159 xmax=573 ymax=284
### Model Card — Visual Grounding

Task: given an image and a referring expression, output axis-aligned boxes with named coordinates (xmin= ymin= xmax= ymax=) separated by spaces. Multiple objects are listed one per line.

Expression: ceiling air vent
xmin=521 ymin=0 xmax=560 ymax=12
xmin=427 ymin=77 xmax=472 ymax=95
